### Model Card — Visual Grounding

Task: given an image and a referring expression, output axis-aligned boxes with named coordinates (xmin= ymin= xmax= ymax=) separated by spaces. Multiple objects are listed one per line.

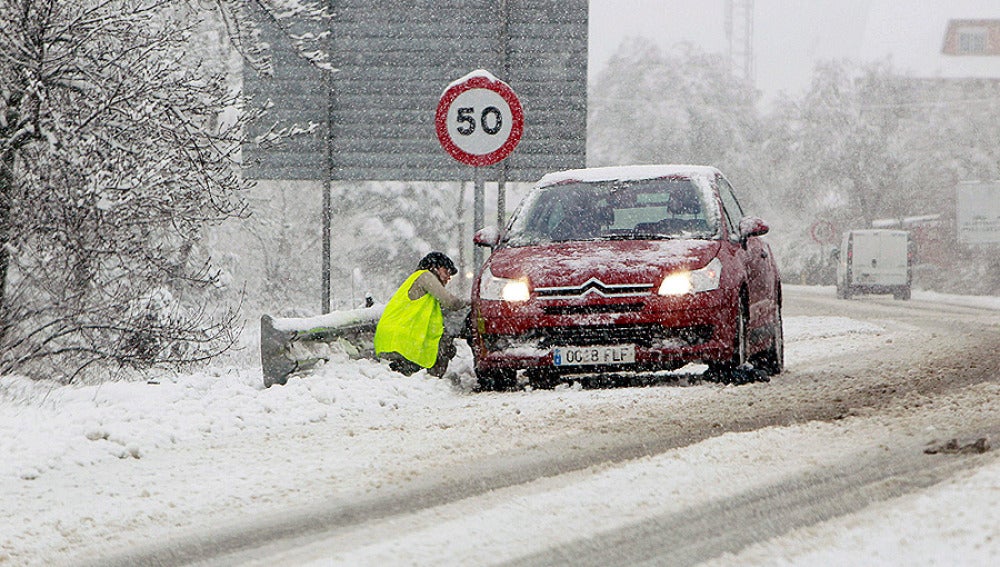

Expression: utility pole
xmin=725 ymin=0 xmax=755 ymax=85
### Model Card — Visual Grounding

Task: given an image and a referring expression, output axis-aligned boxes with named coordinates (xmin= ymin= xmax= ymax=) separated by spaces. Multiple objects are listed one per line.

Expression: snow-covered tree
xmin=198 ymin=0 xmax=333 ymax=73
xmin=588 ymin=38 xmax=760 ymax=171
xmin=0 ymin=0 xmax=267 ymax=381
xmin=771 ymin=59 xmax=914 ymax=226
xmin=330 ymin=181 xmax=465 ymax=301
xmin=896 ymin=79 xmax=1000 ymax=213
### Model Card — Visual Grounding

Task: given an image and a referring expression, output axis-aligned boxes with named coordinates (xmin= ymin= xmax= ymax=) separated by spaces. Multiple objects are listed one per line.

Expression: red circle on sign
xmin=810 ymin=220 xmax=836 ymax=244
xmin=436 ymin=75 xmax=524 ymax=167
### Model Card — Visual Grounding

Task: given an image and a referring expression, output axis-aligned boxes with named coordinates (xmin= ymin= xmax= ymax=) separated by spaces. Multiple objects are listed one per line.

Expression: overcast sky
xmin=588 ymin=0 xmax=998 ymax=103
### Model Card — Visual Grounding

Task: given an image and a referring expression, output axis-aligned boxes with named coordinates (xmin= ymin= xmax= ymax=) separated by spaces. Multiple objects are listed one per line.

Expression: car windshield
xmin=505 ymin=178 xmax=719 ymax=246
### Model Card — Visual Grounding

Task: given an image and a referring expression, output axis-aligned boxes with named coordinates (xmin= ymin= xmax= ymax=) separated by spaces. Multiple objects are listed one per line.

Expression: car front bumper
xmin=471 ymin=289 xmax=738 ymax=372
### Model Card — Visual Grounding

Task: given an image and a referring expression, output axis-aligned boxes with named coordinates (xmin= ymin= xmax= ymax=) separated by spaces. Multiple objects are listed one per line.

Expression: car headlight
xmin=658 ymin=258 xmax=722 ymax=296
xmin=479 ymin=269 xmax=530 ymax=301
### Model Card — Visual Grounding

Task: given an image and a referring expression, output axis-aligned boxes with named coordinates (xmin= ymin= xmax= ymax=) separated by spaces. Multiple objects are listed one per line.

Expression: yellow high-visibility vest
xmin=374 ymin=270 xmax=443 ymax=368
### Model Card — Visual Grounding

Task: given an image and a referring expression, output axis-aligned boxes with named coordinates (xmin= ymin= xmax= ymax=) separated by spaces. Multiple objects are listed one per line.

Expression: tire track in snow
xmin=509 ymin=431 xmax=1000 ymax=567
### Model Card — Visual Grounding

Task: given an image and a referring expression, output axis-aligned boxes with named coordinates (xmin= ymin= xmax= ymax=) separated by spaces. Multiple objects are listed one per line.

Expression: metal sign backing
xmin=243 ymin=0 xmax=587 ymax=183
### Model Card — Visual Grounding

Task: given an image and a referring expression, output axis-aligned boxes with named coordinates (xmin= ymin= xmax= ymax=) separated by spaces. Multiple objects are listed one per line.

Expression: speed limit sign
xmin=436 ymin=70 xmax=523 ymax=167
xmin=810 ymin=220 xmax=837 ymax=244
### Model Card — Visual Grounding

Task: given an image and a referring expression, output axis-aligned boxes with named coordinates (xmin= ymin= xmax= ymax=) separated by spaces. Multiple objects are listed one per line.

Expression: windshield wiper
xmin=604 ymin=232 xmax=675 ymax=240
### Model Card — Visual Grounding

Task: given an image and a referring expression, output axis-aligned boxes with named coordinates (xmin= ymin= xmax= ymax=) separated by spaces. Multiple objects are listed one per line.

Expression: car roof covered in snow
xmin=536 ymin=165 xmax=722 ymax=188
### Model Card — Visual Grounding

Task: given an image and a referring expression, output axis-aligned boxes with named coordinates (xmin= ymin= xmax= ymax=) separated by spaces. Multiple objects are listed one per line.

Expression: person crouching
xmin=374 ymin=252 xmax=470 ymax=377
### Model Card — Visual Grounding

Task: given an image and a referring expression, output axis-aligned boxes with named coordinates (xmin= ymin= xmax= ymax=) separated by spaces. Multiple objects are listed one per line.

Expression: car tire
xmin=753 ymin=305 xmax=784 ymax=376
xmin=475 ymin=368 xmax=517 ymax=392
xmin=893 ymin=286 xmax=911 ymax=300
xmin=838 ymin=283 xmax=853 ymax=300
xmin=706 ymin=295 xmax=756 ymax=385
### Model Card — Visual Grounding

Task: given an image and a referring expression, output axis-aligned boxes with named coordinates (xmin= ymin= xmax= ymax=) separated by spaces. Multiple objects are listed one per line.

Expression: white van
xmin=835 ymin=229 xmax=912 ymax=300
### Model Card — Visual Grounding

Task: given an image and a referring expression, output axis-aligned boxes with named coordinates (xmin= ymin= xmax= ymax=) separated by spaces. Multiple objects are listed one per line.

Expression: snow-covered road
xmin=2 ymin=286 xmax=999 ymax=566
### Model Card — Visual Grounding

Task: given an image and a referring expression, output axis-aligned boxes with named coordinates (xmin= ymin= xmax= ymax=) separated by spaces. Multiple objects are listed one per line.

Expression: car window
xmin=506 ymin=178 xmax=719 ymax=246
xmin=716 ymin=176 xmax=744 ymax=240
xmin=515 ymin=184 xmax=609 ymax=242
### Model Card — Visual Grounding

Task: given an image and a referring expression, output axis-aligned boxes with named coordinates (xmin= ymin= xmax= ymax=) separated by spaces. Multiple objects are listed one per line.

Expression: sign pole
xmin=473 ymin=167 xmax=486 ymax=269
xmin=497 ymin=166 xmax=506 ymax=228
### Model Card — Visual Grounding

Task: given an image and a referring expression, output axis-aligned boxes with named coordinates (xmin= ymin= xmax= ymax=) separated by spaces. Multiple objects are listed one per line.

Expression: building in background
xmin=942 ymin=19 xmax=1000 ymax=56
xmin=860 ymin=1 xmax=1000 ymax=81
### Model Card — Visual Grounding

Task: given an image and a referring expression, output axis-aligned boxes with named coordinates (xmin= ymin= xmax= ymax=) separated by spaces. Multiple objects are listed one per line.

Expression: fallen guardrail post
xmin=260 ymin=303 xmax=384 ymax=387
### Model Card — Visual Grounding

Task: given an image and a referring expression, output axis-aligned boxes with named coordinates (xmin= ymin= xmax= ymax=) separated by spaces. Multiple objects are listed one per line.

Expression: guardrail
xmin=259 ymin=304 xmax=385 ymax=387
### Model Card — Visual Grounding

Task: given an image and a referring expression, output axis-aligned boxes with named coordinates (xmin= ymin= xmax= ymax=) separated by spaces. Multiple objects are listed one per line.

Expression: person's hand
xmin=433 ymin=266 xmax=452 ymax=286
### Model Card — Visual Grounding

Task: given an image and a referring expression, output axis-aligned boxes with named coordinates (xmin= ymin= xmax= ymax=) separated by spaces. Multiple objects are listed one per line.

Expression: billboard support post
xmin=321 ymin=181 xmax=331 ymax=313
xmin=321 ymin=10 xmax=335 ymax=314
xmin=497 ymin=0 xmax=511 ymax=228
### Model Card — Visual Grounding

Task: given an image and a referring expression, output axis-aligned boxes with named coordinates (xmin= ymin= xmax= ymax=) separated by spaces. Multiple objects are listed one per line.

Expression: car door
xmin=716 ymin=176 xmax=775 ymax=328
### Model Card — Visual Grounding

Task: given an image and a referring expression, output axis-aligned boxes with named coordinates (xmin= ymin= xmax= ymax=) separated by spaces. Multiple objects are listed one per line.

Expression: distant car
xmin=469 ymin=165 xmax=783 ymax=390
xmin=835 ymin=229 xmax=912 ymax=300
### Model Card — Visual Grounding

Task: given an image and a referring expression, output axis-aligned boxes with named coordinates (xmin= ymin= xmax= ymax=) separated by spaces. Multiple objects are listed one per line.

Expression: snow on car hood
xmin=486 ymin=239 xmax=721 ymax=288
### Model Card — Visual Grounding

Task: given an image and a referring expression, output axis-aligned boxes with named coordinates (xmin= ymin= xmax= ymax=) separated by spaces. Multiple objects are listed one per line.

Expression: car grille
xmin=535 ymin=278 xmax=654 ymax=299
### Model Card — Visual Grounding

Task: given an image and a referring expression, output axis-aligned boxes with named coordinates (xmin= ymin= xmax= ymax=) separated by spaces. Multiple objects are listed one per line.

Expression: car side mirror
xmin=738 ymin=217 xmax=769 ymax=241
xmin=473 ymin=226 xmax=500 ymax=248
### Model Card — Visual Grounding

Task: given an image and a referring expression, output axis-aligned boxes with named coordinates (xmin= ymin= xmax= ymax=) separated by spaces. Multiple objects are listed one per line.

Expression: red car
xmin=470 ymin=165 xmax=783 ymax=390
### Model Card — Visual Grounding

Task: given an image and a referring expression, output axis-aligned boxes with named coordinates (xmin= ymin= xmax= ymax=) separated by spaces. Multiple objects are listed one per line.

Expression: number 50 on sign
xmin=436 ymin=70 xmax=524 ymax=167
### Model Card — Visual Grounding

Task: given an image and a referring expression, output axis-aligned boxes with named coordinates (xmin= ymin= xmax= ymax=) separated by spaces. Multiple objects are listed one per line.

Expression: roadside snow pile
xmin=915 ymin=290 xmax=1000 ymax=311
xmin=0 ymin=351 xmax=470 ymax=483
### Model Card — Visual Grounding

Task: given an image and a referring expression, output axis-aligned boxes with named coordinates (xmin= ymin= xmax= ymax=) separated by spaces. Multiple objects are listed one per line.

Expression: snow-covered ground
xmin=2 ymin=286 xmax=999 ymax=565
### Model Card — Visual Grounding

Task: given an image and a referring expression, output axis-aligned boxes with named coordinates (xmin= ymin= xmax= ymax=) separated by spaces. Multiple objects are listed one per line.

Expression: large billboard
xmin=243 ymin=0 xmax=588 ymax=182
xmin=956 ymin=181 xmax=1000 ymax=245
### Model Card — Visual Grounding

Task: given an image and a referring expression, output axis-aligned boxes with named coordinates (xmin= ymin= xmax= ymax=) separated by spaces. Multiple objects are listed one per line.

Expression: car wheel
xmin=838 ymin=277 xmax=854 ymax=299
xmin=706 ymin=295 xmax=759 ymax=385
xmin=475 ymin=368 xmax=517 ymax=392
xmin=893 ymin=286 xmax=911 ymax=300
xmin=753 ymin=305 xmax=784 ymax=376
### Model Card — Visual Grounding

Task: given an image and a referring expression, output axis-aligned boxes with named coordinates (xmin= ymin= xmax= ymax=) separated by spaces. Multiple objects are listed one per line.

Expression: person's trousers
xmin=385 ymin=335 xmax=457 ymax=377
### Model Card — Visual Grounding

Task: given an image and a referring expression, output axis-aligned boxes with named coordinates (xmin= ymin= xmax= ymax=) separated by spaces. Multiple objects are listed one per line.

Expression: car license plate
xmin=553 ymin=345 xmax=635 ymax=366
